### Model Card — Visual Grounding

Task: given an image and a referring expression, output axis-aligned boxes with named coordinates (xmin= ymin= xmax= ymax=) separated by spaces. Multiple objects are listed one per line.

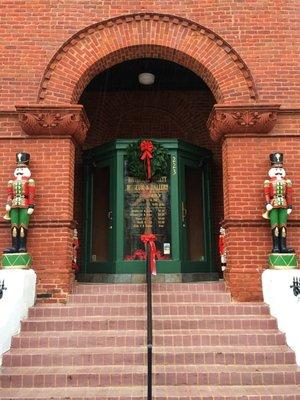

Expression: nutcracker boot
xmin=3 ymin=226 xmax=19 ymax=253
xmin=18 ymin=226 xmax=28 ymax=253
xmin=279 ymin=226 xmax=294 ymax=253
xmin=271 ymin=227 xmax=280 ymax=253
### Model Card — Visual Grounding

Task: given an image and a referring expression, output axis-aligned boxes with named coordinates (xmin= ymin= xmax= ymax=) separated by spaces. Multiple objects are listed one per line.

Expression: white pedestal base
xmin=262 ymin=269 xmax=300 ymax=365
xmin=0 ymin=269 xmax=36 ymax=364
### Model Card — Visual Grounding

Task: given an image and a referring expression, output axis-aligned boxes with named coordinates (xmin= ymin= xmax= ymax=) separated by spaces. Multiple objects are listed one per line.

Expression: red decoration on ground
xmin=140 ymin=140 xmax=154 ymax=180
xmin=140 ymin=233 xmax=157 ymax=275
xmin=72 ymin=229 xmax=80 ymax=272
xmin=218 ymin=226 xmax=227 ymax=271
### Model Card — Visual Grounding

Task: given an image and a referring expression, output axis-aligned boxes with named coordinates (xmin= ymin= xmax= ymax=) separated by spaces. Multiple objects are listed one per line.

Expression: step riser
xmin=1 ymin=395 xmax=300 ymax=400
xmin=21 ymin=319 xmax=277 ymax=331
xmin=1 ymin=397 xmax=299 ymax=400
xmin=72 ymin=283 xmax=226 ymax=294
xmin=11 ymin=332 xmax=286 ymax=348
xmin=68 ymin=293 xmax=231 ymax=303
xmin=4 ymin=351 xmax=296 ymax=367
xmin=28 ymin=304 xmax=270 ymax=318
xmin=11 ymin=336 xmax=146 ymax=348
xmin=1 ymin=371 xmax=300 ymax=387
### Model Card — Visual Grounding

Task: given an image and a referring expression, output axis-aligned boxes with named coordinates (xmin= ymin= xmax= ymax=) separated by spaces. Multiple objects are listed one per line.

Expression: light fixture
xmin=138 ymin=72 xmax=155 ymax=85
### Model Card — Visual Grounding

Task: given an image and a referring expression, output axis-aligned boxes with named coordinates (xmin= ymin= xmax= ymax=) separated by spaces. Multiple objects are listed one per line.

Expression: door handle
xmin=108 ymin=211 xmax=113 ymax=229
xmin=181 ymin=202 xmax=187 ymax=227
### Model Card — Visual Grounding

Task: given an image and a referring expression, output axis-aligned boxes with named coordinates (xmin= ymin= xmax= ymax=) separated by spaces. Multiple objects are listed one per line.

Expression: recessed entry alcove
xmin=76 ymin=58 xmax=223 ymax=282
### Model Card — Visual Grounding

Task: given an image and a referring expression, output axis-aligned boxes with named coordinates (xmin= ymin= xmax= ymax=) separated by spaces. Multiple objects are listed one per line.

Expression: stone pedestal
xmin=268 ymin=253 xmax=298 ymax=269
xmin=1 ymin=253 xmax=32 ymax=269
xmin=0 ymin=269 xmax=36 ymax=360
xmin=262 ymin=269 xmax=300 ymax=365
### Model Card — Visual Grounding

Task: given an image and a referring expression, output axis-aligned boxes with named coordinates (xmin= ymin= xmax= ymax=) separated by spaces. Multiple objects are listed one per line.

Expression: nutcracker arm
xmin=286 ymin=179 xmax=293 ymax=208
xmin=27 ymin=178 xmax=35 ymax=208
xmin=263 ymin=180 xmax=271 ymax=207
xmin=6 ymin=180 xmax=13 ymax=207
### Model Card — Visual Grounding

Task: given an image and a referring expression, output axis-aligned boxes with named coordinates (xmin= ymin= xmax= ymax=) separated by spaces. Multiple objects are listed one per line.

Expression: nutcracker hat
xmin=16 ymin=152 xmax=30 ymax=167
xmin=269 ymin=152 xmax=283 ymax=167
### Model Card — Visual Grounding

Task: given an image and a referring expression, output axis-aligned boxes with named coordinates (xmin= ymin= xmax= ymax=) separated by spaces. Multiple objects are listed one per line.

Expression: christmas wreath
xmin=126 ymin=139 xmax=169 ymax=181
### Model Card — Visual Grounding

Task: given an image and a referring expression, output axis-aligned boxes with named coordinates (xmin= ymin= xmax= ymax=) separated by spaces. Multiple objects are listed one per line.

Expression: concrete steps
xmin=1 ymin=364 xmax=300 ymax=387
xmin=1 ymin=281 xmax=300 ymax=398
xmin=68 ymin=291 xmax=232 ymax=304
xmin=1 ymin=385 xmax=300 ymax=399
xmin=11 ymin=329 xmax=287 ymax=348
xmin=3 ymin=345 xmax=296 ymax=367
xmin=70 ymin=282 xmax=227 ymax=294
xmin=20 ymin=315 xmax=278 ymax=331
xmin=28 ymin=303 xmax=270 ymax=317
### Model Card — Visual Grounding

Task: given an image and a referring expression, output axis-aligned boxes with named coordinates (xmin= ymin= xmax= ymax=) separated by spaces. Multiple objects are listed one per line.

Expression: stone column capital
xmin=207 ymin=103 xmax=281 ymax=141
xmin=16 ymin=104 xmax=90 ymax=144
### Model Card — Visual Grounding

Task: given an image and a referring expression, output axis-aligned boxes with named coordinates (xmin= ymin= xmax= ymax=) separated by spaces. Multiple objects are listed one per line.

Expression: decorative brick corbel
xmin=207 ymin=104 xmax=281 ymax=141
xmin=16 ymin=104 xmax=90 ymax=144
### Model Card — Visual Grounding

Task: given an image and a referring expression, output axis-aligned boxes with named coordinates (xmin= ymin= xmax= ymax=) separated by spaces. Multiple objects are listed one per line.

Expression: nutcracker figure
xmin=3 ymin=153 xmax=35 ymax=254
xmin=263 ymin=153 xmax=294 ymax=254
xmin=72 ymin=228 xmax=80 ymax=272
xmin=218 ymin=226 xmax=227 ymax=271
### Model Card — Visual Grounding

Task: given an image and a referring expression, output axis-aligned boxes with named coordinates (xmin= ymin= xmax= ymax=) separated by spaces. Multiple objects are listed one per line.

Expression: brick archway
xmin=17 ymin=13 xmax=282 ymax=303
xmin=38 ymin=13 xmax=257 ymax=104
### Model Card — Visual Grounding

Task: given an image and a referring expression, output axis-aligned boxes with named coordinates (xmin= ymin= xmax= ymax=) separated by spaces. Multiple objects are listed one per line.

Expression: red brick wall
xmin=0 ymin=137 xmax=75 ymax=302
xmin=0 ymin=1 xmax=299 ymax=301
xmin=0 ymin=2 xmax=298 ymax=107
xmin=223 ymin=134 xmax=300 ymax=301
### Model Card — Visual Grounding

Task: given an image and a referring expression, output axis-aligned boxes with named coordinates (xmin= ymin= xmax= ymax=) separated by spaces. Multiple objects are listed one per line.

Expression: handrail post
xmin=146 ymin=243 xmax=153 ymax=400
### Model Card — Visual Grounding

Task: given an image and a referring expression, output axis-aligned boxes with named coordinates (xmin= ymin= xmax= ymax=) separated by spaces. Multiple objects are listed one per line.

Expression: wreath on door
xmin=126 ymin=139 xmax=169 ymax=181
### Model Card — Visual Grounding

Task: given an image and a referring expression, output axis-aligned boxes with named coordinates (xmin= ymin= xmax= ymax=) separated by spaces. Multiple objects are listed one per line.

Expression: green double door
xmin=179 ymin=155 xmax=213 ymax=273
xmin=83 ymin=140 xmax=215 ymax=275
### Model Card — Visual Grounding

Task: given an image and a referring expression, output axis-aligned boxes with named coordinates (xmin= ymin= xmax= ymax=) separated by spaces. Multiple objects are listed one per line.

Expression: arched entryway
xmin=75 ymin=57 xmax=222 ymax=281
xmin=17 ymin=13 xmax=280 ymax=301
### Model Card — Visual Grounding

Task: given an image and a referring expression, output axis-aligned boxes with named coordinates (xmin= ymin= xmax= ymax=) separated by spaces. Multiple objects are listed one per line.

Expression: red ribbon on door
xmin=140 ymin=233 xmax=157 ymax=276
xmin=140 ymin=140 xmax=154 ymax=180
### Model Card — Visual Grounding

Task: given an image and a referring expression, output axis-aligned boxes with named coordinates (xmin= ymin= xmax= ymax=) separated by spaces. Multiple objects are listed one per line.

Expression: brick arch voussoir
xmin=38 ymin=13 xmax=257 ymax=104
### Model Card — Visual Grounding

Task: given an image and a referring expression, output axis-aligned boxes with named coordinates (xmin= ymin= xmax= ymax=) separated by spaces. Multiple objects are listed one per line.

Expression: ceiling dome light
xmin=138 ymin=72 xmax=155 ymax=85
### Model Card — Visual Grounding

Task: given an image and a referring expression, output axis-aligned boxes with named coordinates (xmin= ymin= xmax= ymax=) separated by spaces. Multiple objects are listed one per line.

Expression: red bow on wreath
xmin=140 ymin=233 xmax=157 ymax=276
xmin=140 ymin=140 xmax=154 ymax=180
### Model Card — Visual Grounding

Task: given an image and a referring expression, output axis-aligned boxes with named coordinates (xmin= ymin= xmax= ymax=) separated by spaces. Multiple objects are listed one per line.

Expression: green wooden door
xmin=179 ymin=154 xmax=213 ymax=273
xmin=82 ymin=139 xmax=215 ymax=277
xmin=84 ymin=157 xmax=115 ymax=273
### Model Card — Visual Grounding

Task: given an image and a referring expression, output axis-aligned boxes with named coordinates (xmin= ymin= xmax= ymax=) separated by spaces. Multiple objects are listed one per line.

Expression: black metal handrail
xmin=146 ymin=243 xmax=153 ymax=399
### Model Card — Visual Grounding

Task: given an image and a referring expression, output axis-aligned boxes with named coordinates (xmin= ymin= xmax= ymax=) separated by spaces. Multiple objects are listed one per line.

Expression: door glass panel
xmin=91 ymin=167 xmax=109 ymax=262
xmin=124 ymin=162 xmax=172 ymax=261
xmin=185 ymin=165 xmax=205 ymax=261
